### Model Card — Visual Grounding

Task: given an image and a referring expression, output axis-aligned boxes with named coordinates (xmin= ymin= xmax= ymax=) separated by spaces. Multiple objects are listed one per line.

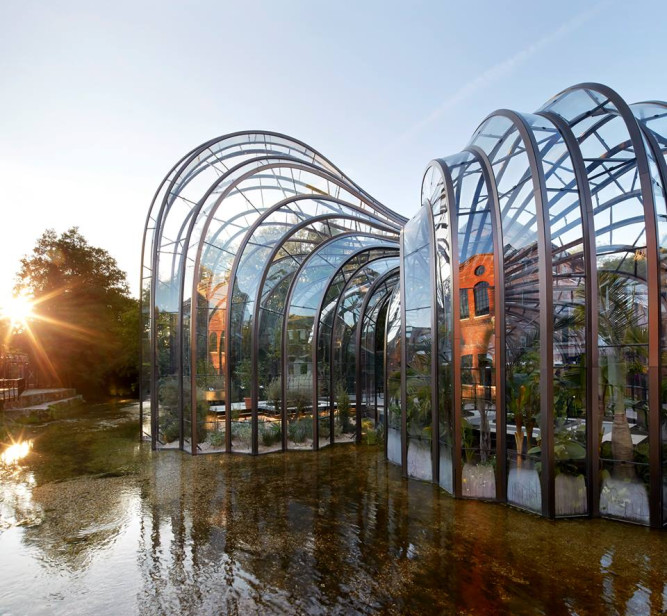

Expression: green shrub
xmin=361 ymin=418 xmax=378 ymax=445
xmin=161 ymin=419 xmax=180 ymax=444
xmin=287 ymin=375 xmax=312 ymax=416
xmin=363 ymin=428 xmax=378 ymax=445
xmin=319 ymin=418 xmax=330 ymax=439
xmin=260 ymin=422 xmax=282 ymax=447
xmin=231 ymin=422 xmax=252 ymax=448
xmin=288 ymin=418 xmax=312 ymax=443
xmin=208 ymin=429 xmax=225 ymax=448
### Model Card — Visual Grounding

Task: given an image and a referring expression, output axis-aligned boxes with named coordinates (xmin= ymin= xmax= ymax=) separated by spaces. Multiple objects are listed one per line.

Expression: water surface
xmin=1 ymin=402 xmax=665 ymax=615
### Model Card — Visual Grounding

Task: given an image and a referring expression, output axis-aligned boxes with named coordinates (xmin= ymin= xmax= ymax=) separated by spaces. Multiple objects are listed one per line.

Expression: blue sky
xmin=1 ymin=0 xmax=665 ymax=296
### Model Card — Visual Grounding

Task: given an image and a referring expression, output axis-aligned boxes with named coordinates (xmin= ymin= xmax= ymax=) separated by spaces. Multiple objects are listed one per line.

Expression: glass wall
xmin=402 ymin=206 xmax=435 ymax=481
xmin=541 ymin=89 xmax=654 ymax=524
xmin=358 ymin=273 xmax=399 ymax=441
xmin=631 ymin=102 xmax=667 ymax=526
xmin=384 ymin=286 xmax=402 ymax=467
xmin=521 ymin=112 xmax=589 ymax=516
xmin=446 ymin=153 xmax=498 ymax=499
xmin=144 ymin=131 xmax=404 ymax=456
xmin=423 ymin=163 xmax=455 ymax=493
xmin=330 ymin=258 xmax=399 ymax=444
xmin=286 ymin=239 xmax=398 ymax=450
xmin=145 ymin=89 xmax=667 ymax=528
xmin=316 ymin=248 xmax=398 ymax=447
xmin=231 ymin=213 xmax=396 ymax=454
xmin=470 ymin=115 xmax=544 ymax=514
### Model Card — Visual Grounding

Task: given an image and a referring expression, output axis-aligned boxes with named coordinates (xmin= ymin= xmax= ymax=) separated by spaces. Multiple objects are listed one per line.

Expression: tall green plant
xmin=506 ymin=339 xmax=540 ymax=464
xmin=237 ymin=358 xmax=252 ymax=396
xmin=288 ymin=376 xmax=312 ymax=418
xmin=157 ymin=378 xmax=208 ymax=444
xmin=266 ymin=377 xmax=282 ymax=414
xmin=335 ymin=382 xmax=351 ymax=433
xmin=596 ymin=270 xmax=647 ymax=473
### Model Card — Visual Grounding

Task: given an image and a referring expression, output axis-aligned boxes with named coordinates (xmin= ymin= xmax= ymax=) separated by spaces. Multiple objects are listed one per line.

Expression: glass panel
xmin=331 ymin=258 xmax=399 ymax=444
xmin=315 ymin=247 xmax=399 ymax=448
xmin=521 ymin=112 xmax=589 ymax=516
xmin=470 ymin=115 xmax=541 ymax=513
xmin=286 ymin=236 xmax=398 ymax=450
xmin=542 ymin=89 xmax=651 ymax=523
xmin=155 ymin=308 xmax=181 ymax=449
xmin=385 ymin=287 xmax=402 ymax=466
xmin=428 ymin=163 xmax=455 ymax=495
xmin=403 ymin=205 xmax=434 ymax=481
xmin=140 ymin=273 xmax=152 ymax=439
xmin=359 ymin=279 xmax=396 ymax=444
xmin=445 ymin=153 xmax=498 ymax=499
xmin=631 ymin=102 xmax=667 ymax=526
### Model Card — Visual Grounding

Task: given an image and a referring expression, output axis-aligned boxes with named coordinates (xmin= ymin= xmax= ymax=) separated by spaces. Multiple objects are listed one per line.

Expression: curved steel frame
xmin=325 ymin=255 xmax=400 ymax=443
xmin=143 ymin=85 xmax=667 ymax=528
xmin=281 ymin=235 xmax=399 ymax=451
xmin=354 ymin=269 xmax=400 ymax=432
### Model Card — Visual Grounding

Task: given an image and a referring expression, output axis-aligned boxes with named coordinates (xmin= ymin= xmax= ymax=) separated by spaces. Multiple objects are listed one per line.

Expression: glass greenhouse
xmin=141 ymin=83 xmax=667 ymax=528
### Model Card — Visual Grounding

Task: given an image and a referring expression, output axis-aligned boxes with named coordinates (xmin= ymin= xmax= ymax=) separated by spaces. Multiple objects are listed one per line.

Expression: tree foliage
xmin=15 ymin=227 xmax=139 ymax=398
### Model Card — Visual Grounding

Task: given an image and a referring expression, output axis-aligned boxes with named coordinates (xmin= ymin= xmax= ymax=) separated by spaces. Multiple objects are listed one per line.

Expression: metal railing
xmin=0 ymin=353 xmax=30 ymax=407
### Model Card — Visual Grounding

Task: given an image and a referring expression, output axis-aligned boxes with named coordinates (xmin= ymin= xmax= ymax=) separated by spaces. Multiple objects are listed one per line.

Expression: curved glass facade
xmin=142 ymin=85 xmax=667 ymax=527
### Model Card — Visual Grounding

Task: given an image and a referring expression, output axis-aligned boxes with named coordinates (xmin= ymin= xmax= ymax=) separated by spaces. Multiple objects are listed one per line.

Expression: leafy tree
xmin=14 ymin=227 xmax=139 ymax=398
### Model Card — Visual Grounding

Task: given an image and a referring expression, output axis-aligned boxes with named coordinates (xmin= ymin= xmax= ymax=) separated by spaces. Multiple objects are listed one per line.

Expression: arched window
xmin=209 ymin=332 xmax=218 ymax=352
xmin=474 ymin=281 xmax=489 ymax=316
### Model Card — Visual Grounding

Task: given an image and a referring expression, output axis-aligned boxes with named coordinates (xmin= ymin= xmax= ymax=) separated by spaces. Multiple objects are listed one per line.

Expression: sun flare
xmin=0 ymin=293 xmax=35 ymax=329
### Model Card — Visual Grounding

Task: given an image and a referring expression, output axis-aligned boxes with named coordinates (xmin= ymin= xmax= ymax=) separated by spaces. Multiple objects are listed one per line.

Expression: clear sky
xmin=1 ymin=0 xmax=666 ymax=296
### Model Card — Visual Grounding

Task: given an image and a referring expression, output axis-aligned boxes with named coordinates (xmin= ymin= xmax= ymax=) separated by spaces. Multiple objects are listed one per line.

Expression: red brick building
xmin=459 ymin=253 xmax=495 ymax=396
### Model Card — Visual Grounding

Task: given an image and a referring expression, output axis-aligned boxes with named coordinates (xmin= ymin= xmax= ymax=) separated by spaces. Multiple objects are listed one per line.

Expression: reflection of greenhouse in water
xmin=141 ymin=83 xmax=667 ymax=528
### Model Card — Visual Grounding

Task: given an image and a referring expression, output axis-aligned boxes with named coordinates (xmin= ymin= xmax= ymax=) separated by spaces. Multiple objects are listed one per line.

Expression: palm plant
xmin=595 ymin=269 xmax=647 ymax=474
xmin=505 ymin=332 xmax=540 ymax=464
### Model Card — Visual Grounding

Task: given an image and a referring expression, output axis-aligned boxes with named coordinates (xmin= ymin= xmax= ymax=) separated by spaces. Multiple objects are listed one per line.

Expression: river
xmin=0 ymin=401 xmax=665 ymax=615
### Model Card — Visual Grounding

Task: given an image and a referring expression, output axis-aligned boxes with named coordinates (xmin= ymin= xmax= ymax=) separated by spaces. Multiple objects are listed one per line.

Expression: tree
xmin=596 ymin=269 xmax=646 ymax=475
xmin=14 ymin=227 xmax=139 ymax=398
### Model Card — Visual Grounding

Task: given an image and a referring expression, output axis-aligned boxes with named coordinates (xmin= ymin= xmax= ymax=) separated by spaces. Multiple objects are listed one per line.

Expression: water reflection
xmin=1 ymin=439 xmax=33 ymax=465
xmin=0 ymin=403 xmax=666 ymax=615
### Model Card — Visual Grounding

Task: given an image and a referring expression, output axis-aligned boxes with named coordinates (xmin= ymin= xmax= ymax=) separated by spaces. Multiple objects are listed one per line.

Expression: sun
xmin=0 ymin=293 xmax=35 ymax=330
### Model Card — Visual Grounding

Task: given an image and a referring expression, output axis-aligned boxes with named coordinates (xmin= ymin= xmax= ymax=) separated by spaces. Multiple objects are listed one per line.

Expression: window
xmin=209 ymin=332 xmax=218 ymax=352
xmin=460 ymin=289 xmax=470 ymax=319
xmin=474 ymin=281 xmax=490 ymax=316
xmin=461 ymin=354 xmax=473 ymax=384
xmin=478 ymin=354 xmax=493 ymax=387
xmin=474 ymin=265 xmax=485 ymax=276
